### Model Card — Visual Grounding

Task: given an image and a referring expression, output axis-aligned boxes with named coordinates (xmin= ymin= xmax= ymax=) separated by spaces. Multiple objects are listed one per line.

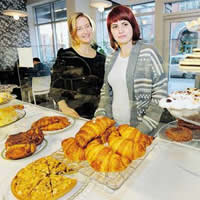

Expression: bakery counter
xmin=1 ymin=100 xmax=200 ymax=200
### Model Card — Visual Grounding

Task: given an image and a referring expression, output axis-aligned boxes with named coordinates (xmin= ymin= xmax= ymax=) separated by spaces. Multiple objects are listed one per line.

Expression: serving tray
xmin=51 ymin=141 xmax=157 ymax=190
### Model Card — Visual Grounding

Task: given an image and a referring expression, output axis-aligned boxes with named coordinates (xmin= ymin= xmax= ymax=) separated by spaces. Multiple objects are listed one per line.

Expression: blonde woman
xmin=53 ymin=12 xmax=105 ymax=119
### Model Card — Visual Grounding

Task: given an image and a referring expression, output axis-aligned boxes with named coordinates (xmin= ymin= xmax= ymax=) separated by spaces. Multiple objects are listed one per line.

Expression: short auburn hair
xmin=68 ymin=12 xmax=94 ymax=47
xmin=107 ymin=5 xmax=140 ymax=50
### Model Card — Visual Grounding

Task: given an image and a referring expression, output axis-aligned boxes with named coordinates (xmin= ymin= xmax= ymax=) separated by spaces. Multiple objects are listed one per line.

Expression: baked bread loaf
xmin=75 ymin=117 xmax=115 ymax=148
xmin=118 ymin=124 xmax=153 ymax=147
xmin=31 ymin=116 xmax=70 ymax=131
xmin=165 ymin=126 xmax=193 ymax=142
xmin=62 ymin=137 xmax=85 ymax=162
xmin=85 ymin=139 xmax=130 ymax=172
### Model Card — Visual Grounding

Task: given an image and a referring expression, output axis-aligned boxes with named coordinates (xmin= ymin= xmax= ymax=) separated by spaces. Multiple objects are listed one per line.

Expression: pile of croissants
xmin=61 ymin=117 xmax=153 ymax=172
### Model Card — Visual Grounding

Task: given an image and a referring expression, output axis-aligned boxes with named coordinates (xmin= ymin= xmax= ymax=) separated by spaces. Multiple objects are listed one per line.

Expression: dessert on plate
xmin=159 ymin=88 xmax=200 ymax=117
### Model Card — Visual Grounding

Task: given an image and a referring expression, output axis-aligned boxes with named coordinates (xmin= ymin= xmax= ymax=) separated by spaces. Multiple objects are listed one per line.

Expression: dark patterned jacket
xmin=52 ymin=47 xmax=105 ymax=119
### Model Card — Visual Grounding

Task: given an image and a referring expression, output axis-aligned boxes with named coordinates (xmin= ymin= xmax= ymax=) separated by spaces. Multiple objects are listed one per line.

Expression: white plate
xmin=1 ymin=138 xmax=48 ymax=160
xmin=0 ymin=109 xmax=26 ymax=128
xmin=3 ymin=173 xmax=89 ymax=200
xmin=42 ymin=116 xmax=75 ymax=135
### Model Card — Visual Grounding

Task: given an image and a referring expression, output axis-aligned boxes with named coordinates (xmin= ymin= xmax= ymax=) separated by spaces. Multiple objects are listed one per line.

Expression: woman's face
xmin=110 ymin=20 xmax=133 ymax=46
xmin=76 ymin=16 xmax=93 ymax=44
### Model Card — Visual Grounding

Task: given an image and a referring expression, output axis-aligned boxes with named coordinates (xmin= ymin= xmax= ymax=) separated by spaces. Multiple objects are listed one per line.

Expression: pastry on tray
xmin=5 ymin=128 xmax=44 ymax=159
xmin=61 ymin=117 xmax=154 ymax=172
xmin=11 ymin=156 xmax=77 ymax=200
xmin=165 ymin=126 xmax=193 ymax=142
xmin=31 ymin=116 xmax=70 ymax=131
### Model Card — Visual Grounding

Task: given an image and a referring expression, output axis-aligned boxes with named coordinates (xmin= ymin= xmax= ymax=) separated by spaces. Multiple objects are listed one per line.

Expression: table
xmin=1 ymin=100 xmax=200 ymax=200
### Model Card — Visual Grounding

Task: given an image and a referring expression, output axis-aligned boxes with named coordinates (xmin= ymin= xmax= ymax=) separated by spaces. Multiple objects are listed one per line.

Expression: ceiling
xmin=27 ymin=0 xmax=154 ymax=6
xmin=110 ymin=0 xmax=154 ymax=5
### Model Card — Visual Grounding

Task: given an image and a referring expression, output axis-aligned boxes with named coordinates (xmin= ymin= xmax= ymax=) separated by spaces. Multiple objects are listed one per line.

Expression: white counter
xmin=1 ymin=100 xmax=200 ymax=200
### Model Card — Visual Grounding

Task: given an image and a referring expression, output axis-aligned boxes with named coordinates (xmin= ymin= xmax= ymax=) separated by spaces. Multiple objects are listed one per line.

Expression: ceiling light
xmin=2 ymin=9 xmax=28 ymax=20
xmin=13 ymin=15 xmax=20 ymax=20
xmin=90 ymin=0 xmax=112 ymax=12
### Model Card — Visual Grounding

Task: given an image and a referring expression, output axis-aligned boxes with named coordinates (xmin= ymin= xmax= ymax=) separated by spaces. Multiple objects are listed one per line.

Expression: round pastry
xmin=165 ymin=126 xmax=193 ymax=142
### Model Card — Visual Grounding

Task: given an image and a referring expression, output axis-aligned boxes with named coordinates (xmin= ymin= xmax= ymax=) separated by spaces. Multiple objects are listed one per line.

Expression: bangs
xmin=108 ymin=10 xmax=131 ymax=25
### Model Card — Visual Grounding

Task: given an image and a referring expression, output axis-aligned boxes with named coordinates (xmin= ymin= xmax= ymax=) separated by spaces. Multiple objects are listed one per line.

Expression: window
xmin=165 ymin=0 xmax=200 ymax=13
xmin=131 ymin=2 xmax=155 ymax=44
xmin=35 ymin=0 xmax=69 ymax=65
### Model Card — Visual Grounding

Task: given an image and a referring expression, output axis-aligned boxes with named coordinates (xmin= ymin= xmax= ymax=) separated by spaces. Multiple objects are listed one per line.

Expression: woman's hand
xmin=58 ymin=100 xmax=80 ymax=119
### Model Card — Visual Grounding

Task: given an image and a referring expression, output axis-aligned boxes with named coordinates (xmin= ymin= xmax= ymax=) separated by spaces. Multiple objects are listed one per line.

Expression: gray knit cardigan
xmin=95 ymin=40 xmax=168 ymax=134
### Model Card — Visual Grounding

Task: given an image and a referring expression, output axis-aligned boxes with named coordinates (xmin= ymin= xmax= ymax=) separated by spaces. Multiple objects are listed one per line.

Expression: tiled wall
xmin=0 ymin=0 xmax=30 ymax=70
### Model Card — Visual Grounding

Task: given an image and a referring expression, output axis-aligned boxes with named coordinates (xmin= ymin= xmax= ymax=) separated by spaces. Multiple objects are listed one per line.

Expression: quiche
xmin=11 ymin=156 xmax=77 ymax=200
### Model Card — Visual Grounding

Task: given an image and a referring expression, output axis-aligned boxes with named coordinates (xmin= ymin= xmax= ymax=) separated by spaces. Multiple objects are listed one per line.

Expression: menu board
xmin=17 ymin=48 xmax=34 ymax=68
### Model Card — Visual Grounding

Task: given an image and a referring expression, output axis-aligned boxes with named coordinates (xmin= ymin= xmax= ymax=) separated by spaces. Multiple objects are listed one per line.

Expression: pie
xmin=11 ymin=156 xmax=77 ymax=200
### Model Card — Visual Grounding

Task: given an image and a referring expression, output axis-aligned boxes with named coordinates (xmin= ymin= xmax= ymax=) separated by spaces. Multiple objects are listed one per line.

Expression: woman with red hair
xmin=95 ymin=5 xmax=167 ymax=135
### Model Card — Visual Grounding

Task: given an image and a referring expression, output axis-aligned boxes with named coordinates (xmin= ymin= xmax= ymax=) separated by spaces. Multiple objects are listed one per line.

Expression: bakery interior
xmin=1 ymin=0 xmax=200 ymax=200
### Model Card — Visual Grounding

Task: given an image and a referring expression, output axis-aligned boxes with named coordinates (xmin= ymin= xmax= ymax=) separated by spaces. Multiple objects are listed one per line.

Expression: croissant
xmin=75 ymin=117 xmax=115 ymax=148
xmin=85 ymin=139 xmax=130 ymax=172
xmin=101 ymin=126 xmax=116 ymax=143
xmin=62 ymin=138 xmax=85 ymax=162
xmin=118 ymin=124 xmax=153 ymax=147
xmin=108 ymin=129 xmax=146 ymax=161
